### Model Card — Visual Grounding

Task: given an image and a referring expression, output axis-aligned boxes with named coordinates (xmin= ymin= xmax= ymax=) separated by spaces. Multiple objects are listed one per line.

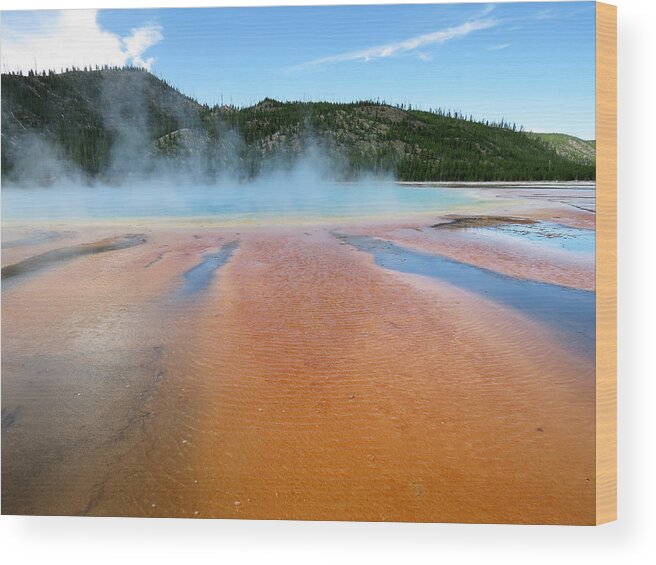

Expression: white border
xmin=1 ymin=1 xmax=654 ymax=563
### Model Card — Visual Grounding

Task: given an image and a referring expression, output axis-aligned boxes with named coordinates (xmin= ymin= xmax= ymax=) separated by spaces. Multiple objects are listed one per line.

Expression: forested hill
xmin=528 ymin=133 xmax=596 ymax=166
xmin=1 ymin=67 xmax=595 ymax=184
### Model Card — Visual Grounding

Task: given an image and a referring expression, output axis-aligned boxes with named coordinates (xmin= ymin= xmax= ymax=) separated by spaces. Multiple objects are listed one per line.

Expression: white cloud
xmin=292 ymin=19 xmax=497 ymax=70
xmin=1 ymin=10 xmax=163 ymax=73
xmin=487 ymin=43 xmax=511 ymax=51
xmin=121 ymin=22 xmax=163 ymax=70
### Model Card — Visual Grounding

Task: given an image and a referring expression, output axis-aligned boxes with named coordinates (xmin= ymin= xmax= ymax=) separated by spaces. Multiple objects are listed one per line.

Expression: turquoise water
xmin=1 ymin=181 xmax=483 ymax=222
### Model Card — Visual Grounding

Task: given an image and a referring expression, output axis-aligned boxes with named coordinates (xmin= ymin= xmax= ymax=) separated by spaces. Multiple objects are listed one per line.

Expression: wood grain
xmin=595 ymin=1 xmax=617 ymax=525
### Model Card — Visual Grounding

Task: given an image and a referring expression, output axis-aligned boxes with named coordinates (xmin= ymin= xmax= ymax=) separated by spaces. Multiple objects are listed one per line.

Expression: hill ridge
xmin=1 ymin=67 xmax=596 ymax=184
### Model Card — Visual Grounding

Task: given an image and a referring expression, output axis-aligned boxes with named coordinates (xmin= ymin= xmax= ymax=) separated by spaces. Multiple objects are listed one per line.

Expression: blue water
xmin=341 ymin=235 xmax=595 ymax=359
xmin=1 ymin=181 xmax=483 ymax=221
xmin=180 ymin=241 xmax=239 ymax=296
xmin=483 ymin=222 xmax=596 ymax=255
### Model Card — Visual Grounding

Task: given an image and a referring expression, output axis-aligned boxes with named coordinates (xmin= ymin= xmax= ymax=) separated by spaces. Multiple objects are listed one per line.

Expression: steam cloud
xmin=1 ymin=69 xmax=383 ymax=191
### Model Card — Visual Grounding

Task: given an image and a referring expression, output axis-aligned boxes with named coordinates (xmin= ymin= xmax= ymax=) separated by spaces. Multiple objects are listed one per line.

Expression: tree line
xmin=1 ymin=68 xmax=595 ymax=183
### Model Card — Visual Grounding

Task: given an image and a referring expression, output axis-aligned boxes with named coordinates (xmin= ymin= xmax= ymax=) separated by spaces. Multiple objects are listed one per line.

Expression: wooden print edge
xmin=595 ymin=1 xmax=617 ymax=525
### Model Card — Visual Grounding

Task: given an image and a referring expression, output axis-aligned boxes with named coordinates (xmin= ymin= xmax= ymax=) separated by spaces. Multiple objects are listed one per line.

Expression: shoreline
xmin=397 ymin=180 xmax=596 ymax=188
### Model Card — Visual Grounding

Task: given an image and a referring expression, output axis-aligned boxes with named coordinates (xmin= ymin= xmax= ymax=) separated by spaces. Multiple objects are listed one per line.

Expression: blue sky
xmin=1 ymin=2 xmax=596 ymax=138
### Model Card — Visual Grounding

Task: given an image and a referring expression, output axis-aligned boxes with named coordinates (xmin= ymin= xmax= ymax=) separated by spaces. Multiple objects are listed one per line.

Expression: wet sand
xmin=1 ymin=188 xmax=596 ymax=524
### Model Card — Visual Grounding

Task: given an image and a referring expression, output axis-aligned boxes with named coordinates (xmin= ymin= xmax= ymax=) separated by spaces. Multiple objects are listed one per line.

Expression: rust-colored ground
xmin=1 ymin=192 xmax=596 ymax=523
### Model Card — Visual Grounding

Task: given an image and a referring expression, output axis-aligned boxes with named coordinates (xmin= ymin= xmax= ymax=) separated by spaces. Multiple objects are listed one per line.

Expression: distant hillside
xmin=1 ymin=67 xmax=595 ymax=184
xmin=1 ymin=68 xmax=201 ymax=181
xmin=528 ymin=133 xmax=596 ymax=166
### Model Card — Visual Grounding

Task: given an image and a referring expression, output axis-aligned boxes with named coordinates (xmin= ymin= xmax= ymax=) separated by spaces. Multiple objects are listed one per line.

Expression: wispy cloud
xmin=487 ymin=43 xmax=511 ymax=51
xmin=478 ymin=4 xmax=497 ymax=17
xmin=291 ymin=19 xmax=497 ymax=70
xmin=1 ymin=10 xmax=163 ymax=73
xmin=535 ymin=9 xmax=555 ymax=21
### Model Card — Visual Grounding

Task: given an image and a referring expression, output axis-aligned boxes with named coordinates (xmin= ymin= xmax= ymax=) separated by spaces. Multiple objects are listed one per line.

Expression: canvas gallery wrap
xmin=0 ymin=1 xmax=616 ymax=524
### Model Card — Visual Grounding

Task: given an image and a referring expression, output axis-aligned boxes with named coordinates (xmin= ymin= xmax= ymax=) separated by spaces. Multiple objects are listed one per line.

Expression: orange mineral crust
xmin=2 ymin=225 xmax=595 ymax=524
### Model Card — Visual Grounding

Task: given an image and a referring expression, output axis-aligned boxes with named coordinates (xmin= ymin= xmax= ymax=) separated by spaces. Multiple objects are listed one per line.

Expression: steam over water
xmin=1 ymin=180 xmax=484 ymax=222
